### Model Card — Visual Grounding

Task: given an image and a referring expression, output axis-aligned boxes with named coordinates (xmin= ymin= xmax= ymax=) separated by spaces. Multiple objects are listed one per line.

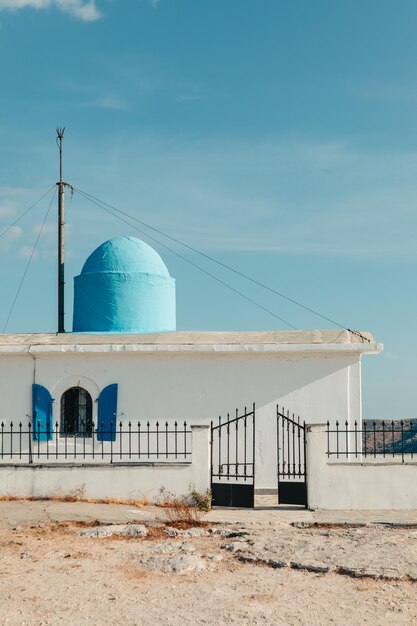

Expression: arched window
xmin=60 ymin=387 xmax=93 ymax=437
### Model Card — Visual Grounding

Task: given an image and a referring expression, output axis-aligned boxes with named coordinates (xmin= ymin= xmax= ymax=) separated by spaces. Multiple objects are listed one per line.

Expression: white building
xmin=0 ymin=236 xmax=382 ymax=504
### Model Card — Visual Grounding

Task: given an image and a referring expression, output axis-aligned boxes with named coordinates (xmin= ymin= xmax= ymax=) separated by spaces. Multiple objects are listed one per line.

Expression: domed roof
xmin=81 ymin=236 xmax=170 ymax=277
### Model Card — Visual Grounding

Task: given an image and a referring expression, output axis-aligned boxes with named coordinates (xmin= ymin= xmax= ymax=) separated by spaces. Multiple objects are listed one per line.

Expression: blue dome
xmin=73 ymin=236 xmax=176 ymax=334
xmin=81 ymin=236 xmax=170 ymax=277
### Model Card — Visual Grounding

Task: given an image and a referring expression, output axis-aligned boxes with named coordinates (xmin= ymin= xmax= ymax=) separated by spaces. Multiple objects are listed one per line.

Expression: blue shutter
xmin=32 ymin=384 xmax=53 ymax=441
xmin=97 ymin=384 xmax=118 ymax=442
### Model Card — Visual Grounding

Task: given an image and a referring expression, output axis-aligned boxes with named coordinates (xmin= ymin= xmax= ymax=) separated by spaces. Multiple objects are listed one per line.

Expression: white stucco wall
xmin=0 ymin=425 xmax=210 ymax=502
xmin=306 ymin=424 xmax=417 ymax=510
xmin=0 ymin=339 xmax=380 ymax=491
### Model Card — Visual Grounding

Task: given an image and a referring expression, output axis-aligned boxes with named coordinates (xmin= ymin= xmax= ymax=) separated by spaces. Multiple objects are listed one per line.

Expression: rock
xmin=79 ymin=524 xmax=148 ymax=539
xmin=290 ymin=561 xmax=332 ymax=573
xmin=139 ymin=555 xmax=206 ymax=574
xmin=375 ymin=568 xmax=403 ymax=581
xmin=176 ymin=542 xmax=195 ymax=553
xmin=122 ymin=525 xmax=149 ymax=538
xmin=267 ymin=558 xmax=288 ymax=569
xmin=145 ymin=542 xmax=195 ymax=554
xmin=164 ymin=526 xmax=208 ymax=538
xmin=19 ymin=553 xmax=30 ymax=559
xmin=46 ymin=551 xmax=71 ymax=559
xmin=216 ymin=529 xmax=250 ymax=538
xmin=336 ymin=566 xmax=371 ymax=579
xmin=221 ymin=541 xmax=248 ymax=553
xmin=238 ymin=555 xmax=258 ymax=564
xmin=206 ymin=554 xmax=223 ymax=562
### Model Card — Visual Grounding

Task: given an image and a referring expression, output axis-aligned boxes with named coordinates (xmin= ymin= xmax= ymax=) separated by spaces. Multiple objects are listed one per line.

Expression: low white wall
xmin=0 ymin=425 xmax=210 ymax=503
xmin=307 ymin=424 xmax=417 ymax=510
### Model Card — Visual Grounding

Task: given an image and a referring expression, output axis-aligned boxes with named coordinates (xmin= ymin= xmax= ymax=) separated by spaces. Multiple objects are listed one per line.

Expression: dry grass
xmin=158 ymin=494 xmax=206 ymax=528
xmin=143 ymin=525 xmax=171 ymax=541
xmin=0 ymin=495 xmax=150 ymax=508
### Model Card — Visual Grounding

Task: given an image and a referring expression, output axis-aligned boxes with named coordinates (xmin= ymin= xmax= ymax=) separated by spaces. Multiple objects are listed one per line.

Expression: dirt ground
xmin=1 ymin=515 xmax=417 ymax=625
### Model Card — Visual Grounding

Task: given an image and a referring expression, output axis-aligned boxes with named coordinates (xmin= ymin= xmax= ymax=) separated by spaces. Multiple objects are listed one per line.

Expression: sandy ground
xmin=1 ymin=513 xmax=417 ymax=625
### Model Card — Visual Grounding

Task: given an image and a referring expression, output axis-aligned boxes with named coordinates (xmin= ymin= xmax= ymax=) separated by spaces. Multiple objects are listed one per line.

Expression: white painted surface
xmin=306 ymin=425 xmax=417 ymax=510
xmin=0 ymin=425 xmax=210 ymax=501
xmin=0 ymin=333 xmax=381 ymax=490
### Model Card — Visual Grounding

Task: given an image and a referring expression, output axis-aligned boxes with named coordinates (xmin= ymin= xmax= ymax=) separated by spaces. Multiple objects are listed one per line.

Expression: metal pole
xmin=56 ymin=127 xmax=65 ymax=333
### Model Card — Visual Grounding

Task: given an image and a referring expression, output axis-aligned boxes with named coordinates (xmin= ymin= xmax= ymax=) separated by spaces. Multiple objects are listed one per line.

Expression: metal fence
xmin=326 ymin=420 xmax=417 ymax=463
xmin=0 ymin=420 xmax=192 ymax=464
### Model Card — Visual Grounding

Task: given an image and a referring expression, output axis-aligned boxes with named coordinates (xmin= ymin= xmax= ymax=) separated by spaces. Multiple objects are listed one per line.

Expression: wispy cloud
xmin=175 ymin=90 xmax=205 ymax=103
xmin=65 ymin=134 xmax=417 ymax=261
xmin=1 ymin=225 xmax=23 ymax=242
xmin=58 ymin=52 xmax=206 ymax=113
xmin=0 ymin=186 xmax=47 ymax=220
xmin=0 ymin=0 xmax=102 ymax=22
xmin=85 ymin=93 xmax=129 ymax=110
xmin=2 ymin=135 xmax=417 ymax=262
xmin=19 ymin=244 xmax=37 ymax=259
xmin=0 ymin=201 xmax=15 ymax=219
xmin=351 ymin=80 xmax=417 ymax=104
xmin=57 ymin=77 xmax=130 ymax=110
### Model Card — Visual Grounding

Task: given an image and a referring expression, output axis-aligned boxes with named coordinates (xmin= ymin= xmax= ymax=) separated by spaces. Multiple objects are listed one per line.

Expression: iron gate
xmin=210 ymin=404 xmax=255 ymax=508
xmin=277 ymin=407 xmax=307 ymax=506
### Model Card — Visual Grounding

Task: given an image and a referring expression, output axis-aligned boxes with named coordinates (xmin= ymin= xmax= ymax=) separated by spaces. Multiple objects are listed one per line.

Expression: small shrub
xmin=157 ymin=488 xmax=204 ymax=527
xmin=191 ymin=488 xmax=212 ymax=512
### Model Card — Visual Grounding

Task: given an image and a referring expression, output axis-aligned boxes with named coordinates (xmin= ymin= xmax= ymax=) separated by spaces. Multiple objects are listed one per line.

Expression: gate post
xmin=305 ymin=423 xmax=328 ymax=510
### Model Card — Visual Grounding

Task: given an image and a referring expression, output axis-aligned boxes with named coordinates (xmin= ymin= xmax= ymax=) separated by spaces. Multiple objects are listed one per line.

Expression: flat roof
xmin=0 ymin=329 xmax=374 ymax=345
xmin=0 ymin=330 xmax=382 ymax=355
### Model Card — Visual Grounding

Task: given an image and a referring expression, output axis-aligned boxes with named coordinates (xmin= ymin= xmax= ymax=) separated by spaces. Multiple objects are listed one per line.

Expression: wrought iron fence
xmin=326 ymin=420 xmax=417 ymax=463
xmin=0 ymin=420 xmax=192 ymax=464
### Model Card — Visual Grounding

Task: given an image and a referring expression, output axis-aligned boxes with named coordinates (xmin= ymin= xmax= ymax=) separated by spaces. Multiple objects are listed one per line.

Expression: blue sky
xmin=0 ymin=0 xmax=416 ymax=418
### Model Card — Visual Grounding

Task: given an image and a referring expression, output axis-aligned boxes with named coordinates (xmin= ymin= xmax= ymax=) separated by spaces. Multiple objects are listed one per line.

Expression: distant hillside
xmin=363 ymin=419 xmax=417 ymax=455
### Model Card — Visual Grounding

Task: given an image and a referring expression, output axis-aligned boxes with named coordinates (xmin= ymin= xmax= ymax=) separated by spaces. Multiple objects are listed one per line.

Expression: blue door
xmin=32 ymin=384 xmax=53 ymax=441
xmin=97 ymin=384 xmax=118 ymax=442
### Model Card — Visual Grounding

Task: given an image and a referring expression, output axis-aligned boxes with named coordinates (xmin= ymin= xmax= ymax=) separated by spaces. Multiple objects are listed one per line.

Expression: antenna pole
xmin=56 ymin=127 xmax=65 ymax=333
